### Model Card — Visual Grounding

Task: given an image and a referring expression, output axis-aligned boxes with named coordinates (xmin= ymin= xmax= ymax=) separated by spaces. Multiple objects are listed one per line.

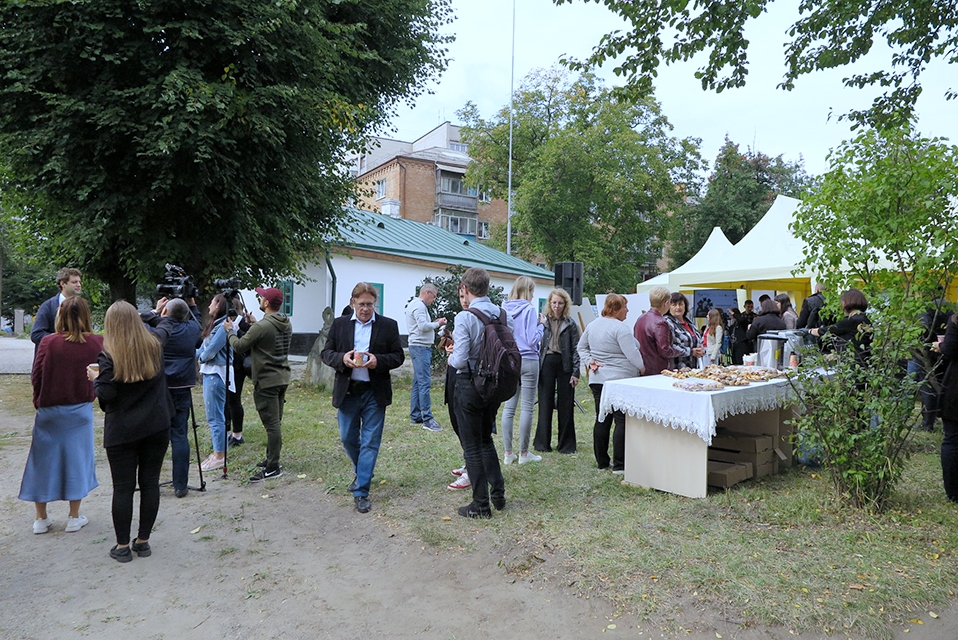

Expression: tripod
xmin=159 ymin=391 xmax=208 ymax=492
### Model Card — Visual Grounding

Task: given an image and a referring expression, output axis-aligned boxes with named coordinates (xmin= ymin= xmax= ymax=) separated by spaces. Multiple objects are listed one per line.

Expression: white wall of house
xmin=240 ymin=253 xmax=551 ymax=336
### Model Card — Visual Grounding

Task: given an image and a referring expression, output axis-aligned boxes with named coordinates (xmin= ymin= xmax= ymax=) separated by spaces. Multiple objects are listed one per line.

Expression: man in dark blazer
xmin=31 ymin=267 xmax=83 ymax=357
xmin=321 ymin=282 xmax=404 ymax=513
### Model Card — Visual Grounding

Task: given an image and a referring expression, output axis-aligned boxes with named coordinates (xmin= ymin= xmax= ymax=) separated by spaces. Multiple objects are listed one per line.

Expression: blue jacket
xmin=152 ymin=316 xmax=202 ymax=388
xmin=197 ymin=317 xmax=232 ymax=368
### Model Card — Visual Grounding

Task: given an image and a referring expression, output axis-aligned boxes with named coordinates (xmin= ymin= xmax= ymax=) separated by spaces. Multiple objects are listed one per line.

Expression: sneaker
xmin=457 ymin=502 xmax=492 ymax=519
xmin=503 ymin=453 xmax=518 ymax=465
xmin=421 ymin=419 xmax=442 ymax=432
xmin=451 ymin=466 xmax=467 ymax=477
xmin=131 ymin=540 xmax=152 ymax=557
xmin=256 ymin=459 xmax=268 ymax=468
xmin=227 ymin=434 xmax=244 ymax=448
xmin=447 ymin=473 xmax=471 ymax=490
xmin=612 ymin=469 xmax=625 ymax=475
xmin=200 ymin=455 xmax=225 ymax=472
xmin=33 ymin=518 xmax=51 ymax=534
xmin=410 ymin=418 xmax=423 ymax=426
xmin=65 ymin=515 xmax=89 ymax=533
xmin=249 ymin=466 xmax=283 ymax=482
xmin=109 ymin=545 xmax=132 ymax=563
xmin=518 ymin=452 xmax=542 ymax=465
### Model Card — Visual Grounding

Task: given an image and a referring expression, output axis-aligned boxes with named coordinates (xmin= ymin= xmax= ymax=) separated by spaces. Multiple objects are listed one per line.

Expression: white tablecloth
xmin=599 ymin=375 xmax=794 ymax=445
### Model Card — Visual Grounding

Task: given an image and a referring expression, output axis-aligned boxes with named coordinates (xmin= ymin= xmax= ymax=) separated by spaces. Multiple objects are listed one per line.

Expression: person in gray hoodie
xmin=578 ymin=293 xmax=645 ymax=472
xmin=500 ymin=277 xmax=545 ymax=465
xmin=224 ymin=286 xmax=292 ymax=482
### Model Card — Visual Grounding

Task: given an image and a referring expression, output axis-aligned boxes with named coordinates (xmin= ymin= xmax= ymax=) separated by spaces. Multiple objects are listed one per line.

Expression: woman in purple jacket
xmin=500 ymin=277 xmax=545 ymax=465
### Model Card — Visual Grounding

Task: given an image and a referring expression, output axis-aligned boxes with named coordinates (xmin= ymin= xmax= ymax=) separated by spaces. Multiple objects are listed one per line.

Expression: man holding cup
xmin=321 ymin=283 xmax=405 ymax=513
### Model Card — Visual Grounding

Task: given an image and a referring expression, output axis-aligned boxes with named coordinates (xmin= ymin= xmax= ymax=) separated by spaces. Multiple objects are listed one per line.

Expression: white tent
xmin=636 ymin=225 xmax=733 ymax=293
xmin=642 ymin=195 xmax=816 ymax=303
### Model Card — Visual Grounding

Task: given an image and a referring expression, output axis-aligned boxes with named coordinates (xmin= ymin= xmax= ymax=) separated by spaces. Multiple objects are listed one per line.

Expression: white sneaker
xmin=447 ymin=473 xmax=471 ymax=490
xmin=612 ymin=469 xmax=625 ymax=475
xmin=33 ymin=518 xmax=51 ymax=534
xmin=503 ymin=453 xmax=518 ymax=465
xmin=65 ymin=515 xmax=89 ymax=533
xmin=451 ymin=466 xmax=467 ymax=477
xmin=518 ymin=452 xmax=542 ymax=464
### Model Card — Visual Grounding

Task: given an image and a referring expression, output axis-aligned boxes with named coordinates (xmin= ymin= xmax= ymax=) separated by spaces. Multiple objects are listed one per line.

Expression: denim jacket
xmin=196 ymin=317 xmax=232 ymax=368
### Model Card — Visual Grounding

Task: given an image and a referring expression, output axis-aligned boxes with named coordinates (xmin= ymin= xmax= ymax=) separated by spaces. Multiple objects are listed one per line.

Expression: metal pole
xmin=506 ymin=0 xmax=516 ymax=255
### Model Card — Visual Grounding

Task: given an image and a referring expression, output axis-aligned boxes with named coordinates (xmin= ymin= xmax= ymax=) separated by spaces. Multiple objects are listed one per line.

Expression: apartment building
xmin=349 ymin=122 xmax=507 ymax=242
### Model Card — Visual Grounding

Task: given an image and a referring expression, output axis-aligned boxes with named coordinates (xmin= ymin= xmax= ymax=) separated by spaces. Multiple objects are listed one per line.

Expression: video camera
xmin=156 ymin=264 xmax=199 ymax=300
xmin=214 ymin=277 xmax=243 ymax=318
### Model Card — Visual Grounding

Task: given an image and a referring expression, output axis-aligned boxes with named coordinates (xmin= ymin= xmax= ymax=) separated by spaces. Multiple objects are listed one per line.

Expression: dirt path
xmin=1 ymin=369 xmax=955 ymax=639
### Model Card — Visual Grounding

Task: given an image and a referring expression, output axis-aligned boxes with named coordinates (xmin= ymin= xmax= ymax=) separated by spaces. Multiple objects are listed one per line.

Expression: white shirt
xmin=350 ymin=311 xmax=375 ymax=382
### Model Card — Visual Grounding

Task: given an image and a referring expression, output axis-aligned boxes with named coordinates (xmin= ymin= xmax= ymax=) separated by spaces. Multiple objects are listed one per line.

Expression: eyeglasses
xmin=355 ymin=302 xmax=375 ymax=308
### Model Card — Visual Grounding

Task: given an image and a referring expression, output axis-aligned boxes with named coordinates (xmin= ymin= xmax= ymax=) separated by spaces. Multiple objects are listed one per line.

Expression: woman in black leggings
xmin=91 ymin=301 xmax=173 ymax=563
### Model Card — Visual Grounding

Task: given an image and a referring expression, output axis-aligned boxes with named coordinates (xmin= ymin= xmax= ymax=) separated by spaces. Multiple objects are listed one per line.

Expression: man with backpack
xmin=448 ymin=267 xmax=518 ymax=518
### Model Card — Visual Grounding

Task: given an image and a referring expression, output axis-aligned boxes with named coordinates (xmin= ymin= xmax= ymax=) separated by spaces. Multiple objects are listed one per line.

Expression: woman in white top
xmin=577 ymin=294 xmax=645 ymax=472
xmin=703 ymin=308 xmax=725 ymax=364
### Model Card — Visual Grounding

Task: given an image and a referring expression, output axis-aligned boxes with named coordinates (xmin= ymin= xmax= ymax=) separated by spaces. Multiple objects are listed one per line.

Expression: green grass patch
xmin=3 ymin=371 xmax=956 ymax=637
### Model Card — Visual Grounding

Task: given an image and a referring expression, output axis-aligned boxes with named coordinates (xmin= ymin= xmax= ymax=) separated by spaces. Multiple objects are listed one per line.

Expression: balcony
xmin=436 ymin=191 xmax=478 ymax=212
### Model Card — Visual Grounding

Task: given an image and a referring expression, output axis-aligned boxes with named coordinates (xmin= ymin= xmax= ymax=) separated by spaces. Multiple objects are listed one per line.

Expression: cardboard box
xmin=707 ymin=461 xmax=753 ymax=488
xmin=708 ymin=448 xmax=775 ymax=467
xmin=710 ymin=432 xmax=774 ymax=453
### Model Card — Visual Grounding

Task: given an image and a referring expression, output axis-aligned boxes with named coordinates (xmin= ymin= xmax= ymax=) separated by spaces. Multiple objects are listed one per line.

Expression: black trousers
xmin=942 ymin=418 xmax=958 ymax=502
xmin=226 ymin=362 xmax=246 ymax=433
xmin=454 ymin=376 xmax=504 ymax=510
xmin=106 ymin=429 xmax=169 ymax=546
xmin=590 ymin=383 xmax=625 ymax=471
xmin=534 ymin=353 xmax=576 ymax=453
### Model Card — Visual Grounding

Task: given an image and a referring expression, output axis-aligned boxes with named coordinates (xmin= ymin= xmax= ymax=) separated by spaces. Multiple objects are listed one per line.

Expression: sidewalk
xmin=0 ymin=337 xmax=33 ymax=374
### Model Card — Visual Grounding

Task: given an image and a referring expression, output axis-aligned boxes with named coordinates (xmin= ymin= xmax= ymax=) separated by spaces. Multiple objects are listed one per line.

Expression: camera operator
xmin=224 ymin=286 xmax=292 ymax=482
xmin=141 ymin=297 xmax=202 ymax=497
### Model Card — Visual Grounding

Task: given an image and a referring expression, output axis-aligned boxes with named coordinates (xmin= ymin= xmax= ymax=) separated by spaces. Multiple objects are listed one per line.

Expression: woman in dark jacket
xmin=810 ymin=289 xmax=873 ymax=366
xmin=534 ymin=288 xmax=581 ymax=454
xmin=937 ymin=312 xmax=958 ymax=502
xmin=747 ymin=298 xmax=787 ymax=342
xmin=91 ymin=301 xmax=173 ymax=563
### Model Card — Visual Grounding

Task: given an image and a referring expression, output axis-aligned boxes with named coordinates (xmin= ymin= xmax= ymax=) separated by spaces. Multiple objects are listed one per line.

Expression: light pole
xmin=506 ymin=0 xmax=516 ymax=255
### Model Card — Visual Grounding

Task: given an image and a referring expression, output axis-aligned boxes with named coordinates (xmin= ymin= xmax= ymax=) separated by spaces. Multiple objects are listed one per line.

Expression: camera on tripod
xmin=214 ymin=277 xmax=243 ymax=318
xmin=156 ymin=263 xmax=199 ymax=300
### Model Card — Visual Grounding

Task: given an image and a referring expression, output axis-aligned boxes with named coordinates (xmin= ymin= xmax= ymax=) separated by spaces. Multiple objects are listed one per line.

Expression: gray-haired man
xmin=405 ymin=282 xmax=447 ymax=432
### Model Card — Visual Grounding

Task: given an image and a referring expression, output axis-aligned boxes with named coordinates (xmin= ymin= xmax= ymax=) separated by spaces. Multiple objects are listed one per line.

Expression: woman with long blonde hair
xmin=534 ymin=288 xmax=581 ymax=454
xmin=92 ymin=301 xmax=173 ymax=563
xmin=19 ymin=297 xmax=103 ymax=534
xmin=500 ymin=276 xmax=544 ymax=465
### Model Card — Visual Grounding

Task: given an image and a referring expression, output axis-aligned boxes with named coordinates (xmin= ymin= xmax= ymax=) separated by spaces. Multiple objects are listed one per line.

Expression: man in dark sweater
xmin=224 ymin=286 xmax=292 ymax=482
xmin=141 ymin=297 xmax=202 ymax=497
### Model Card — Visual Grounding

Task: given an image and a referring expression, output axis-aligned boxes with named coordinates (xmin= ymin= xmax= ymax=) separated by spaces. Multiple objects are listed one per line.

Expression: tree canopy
xmin=556 ymin=0 xmax=957 ymax=127
xmin=667 ymin=137 xmax=816 ymax=269
xmin=460 ymin=70 xmax=704 ymax=295
xmin=0 ymin=0 xmax=451 ymax=299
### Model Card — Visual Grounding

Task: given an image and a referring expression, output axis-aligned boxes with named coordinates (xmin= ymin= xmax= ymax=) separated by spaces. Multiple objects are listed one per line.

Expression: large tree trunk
xmin=107 ymin=269 xmax=137 ymax=304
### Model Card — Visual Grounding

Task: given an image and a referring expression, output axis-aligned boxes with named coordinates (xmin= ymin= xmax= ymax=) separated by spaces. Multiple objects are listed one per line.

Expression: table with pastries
xmin=598 ymin=370 xmax=796 ymax=498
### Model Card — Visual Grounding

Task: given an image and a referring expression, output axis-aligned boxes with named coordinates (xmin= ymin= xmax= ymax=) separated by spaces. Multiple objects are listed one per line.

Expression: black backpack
xmin=466 ymin=307 xmax=522 ymax=405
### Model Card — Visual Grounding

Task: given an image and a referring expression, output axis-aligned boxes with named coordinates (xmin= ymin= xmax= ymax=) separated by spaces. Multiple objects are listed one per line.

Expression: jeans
xmin=202 ymin=373 xmax=227 ymax=453
xmin=106 ymin=429 xmax=169 ymax=545
xmin=337 ymin=388 xmax=386 ymax=497
xmin=409 ymin=345 xmax=434 ymax=423
xmin=254 ymin=383 xmax=286 ymax=468
xmin=501 ymin=358 xmax=539 ymax=454
xmin=943 ymin=419 xmax=958 ymax=501
xmin=590 ymin=383 xmax=625 ymax=471
xmin=454 ymin=376 xmax=504 ymax=510
xmin=534 ymin=353 xmax=577 ymax=454
xmin=168 ymin=388 xmax=193 ymax=491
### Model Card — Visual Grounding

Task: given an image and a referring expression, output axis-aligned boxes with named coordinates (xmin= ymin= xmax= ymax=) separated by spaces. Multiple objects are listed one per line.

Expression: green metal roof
xmin=333 ymin=207 xmax=554 ymax=279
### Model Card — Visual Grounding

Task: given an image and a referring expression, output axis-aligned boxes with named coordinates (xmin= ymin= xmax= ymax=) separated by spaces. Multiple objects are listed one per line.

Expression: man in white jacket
xmin=405 ymin=283 xmax=447 ymax=431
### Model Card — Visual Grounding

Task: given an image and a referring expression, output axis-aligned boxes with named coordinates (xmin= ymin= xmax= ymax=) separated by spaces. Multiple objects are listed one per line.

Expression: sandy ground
xmin=1 ymin=337 xmax=956 ymax=640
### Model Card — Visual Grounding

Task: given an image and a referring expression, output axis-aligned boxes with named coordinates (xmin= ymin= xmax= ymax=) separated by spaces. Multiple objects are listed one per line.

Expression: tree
xmin=556 ymin=0 xmax=957 ymax=127
xmin=460 ymin=70 xmax=704 ymax=295
xmin=788 ymin=126 xmax=958 ymax=511
xmin=666 ymin=137 xmax=816 ymax=268
xmin=0 ymin=0 xmax=451 ymax=300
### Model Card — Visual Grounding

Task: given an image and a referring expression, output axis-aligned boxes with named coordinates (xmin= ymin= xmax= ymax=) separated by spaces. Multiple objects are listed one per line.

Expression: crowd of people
xmin=18 ymin=268 xmax=293 ymax=562
xmin=17 ymin=265 xmax=957 ymax=554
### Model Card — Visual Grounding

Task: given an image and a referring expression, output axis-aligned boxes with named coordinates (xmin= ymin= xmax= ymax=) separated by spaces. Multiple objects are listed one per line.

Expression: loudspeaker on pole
xmin=553 ymin=262 xmax=583 ymax=305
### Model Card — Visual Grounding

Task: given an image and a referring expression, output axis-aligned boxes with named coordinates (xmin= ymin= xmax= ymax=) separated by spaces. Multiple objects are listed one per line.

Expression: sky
xmin=385 ymin=0 xmax=955 ymax=177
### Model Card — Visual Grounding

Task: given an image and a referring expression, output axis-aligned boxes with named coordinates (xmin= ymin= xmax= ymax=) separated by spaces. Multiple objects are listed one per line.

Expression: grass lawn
xmin=2 ymin=371 xmax=955 ymax=638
